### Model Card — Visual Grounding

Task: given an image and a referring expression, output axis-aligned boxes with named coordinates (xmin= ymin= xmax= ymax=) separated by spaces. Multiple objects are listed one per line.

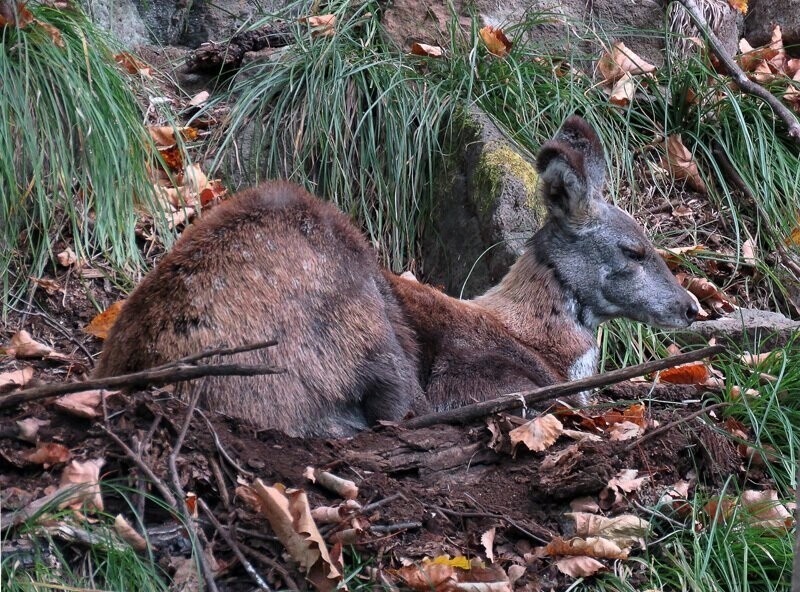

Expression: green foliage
xmin=209 ymin=0 xmax=459 ymax=269
xmin=0 ymin=5 xmax=159 ymax=313
xmin=1 ymin=483 xmax=172 ymax=592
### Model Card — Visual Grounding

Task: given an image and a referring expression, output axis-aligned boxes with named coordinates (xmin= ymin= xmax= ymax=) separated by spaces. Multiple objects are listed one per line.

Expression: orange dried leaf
xmin=728 ymin=0 xmax=747 ymax=14
xmin=410 ymin=42 xmax=443 ymax=58
xmin=159 ymin=145 xmax=183 ymax=170
xmin=25 ymin=442 xmax=72 ymax=467
xmin=199 ymin=179 xmax=227 ymax=206
xmin=114 ymin=52 xmax=152 ymax=78
xmin=480 ymin=25 xmax=512 ymax=57
xmin=657 ymin=361 xmax=709 ymax=385
xmin=662 ymin=135 xmax=707 ymax=193
xmin=83 ymin=300 xmax=125 ymax=340
xmin=0 ymin=2 xmax=34 ymax=28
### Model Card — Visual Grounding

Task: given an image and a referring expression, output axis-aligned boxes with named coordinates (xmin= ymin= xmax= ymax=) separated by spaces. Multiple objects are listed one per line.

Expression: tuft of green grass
xmin=1 ymin=483 xmax=173 ymax=592
xmin=0 ymin=4 xmax=161 ymax=315
xmin=206 ymin=0 xmax=461 ymax=270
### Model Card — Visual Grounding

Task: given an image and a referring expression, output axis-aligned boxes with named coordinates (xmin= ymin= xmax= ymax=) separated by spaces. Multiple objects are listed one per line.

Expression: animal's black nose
xmin=685 ymin=301 xmax=699 ymax=323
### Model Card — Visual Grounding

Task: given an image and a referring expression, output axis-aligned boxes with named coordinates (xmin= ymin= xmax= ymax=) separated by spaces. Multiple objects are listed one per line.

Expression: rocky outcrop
xmin=84 ymin=0 xmax=270 ymax=48
xmin=678 ymin=308 xmax=800 ymax=350
xmin=745 ymin=0 xmax=800 ymax=52
xmin=422 ymin=109 xmax=546 ymax=298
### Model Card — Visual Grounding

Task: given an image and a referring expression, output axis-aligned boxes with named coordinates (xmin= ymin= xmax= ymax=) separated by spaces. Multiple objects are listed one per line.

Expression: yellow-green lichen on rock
xmin=473 ymin=142 xmax=546 ymax=221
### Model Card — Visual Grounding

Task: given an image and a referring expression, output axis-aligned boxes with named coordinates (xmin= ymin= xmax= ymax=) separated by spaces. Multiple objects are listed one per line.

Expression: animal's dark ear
xmin=536 ymin=116 xmax=606 ymax=226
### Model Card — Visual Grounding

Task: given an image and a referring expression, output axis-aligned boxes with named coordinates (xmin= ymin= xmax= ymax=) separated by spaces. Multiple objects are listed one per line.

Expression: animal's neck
xmin=475 ymin=247 xmax=598 ymax=380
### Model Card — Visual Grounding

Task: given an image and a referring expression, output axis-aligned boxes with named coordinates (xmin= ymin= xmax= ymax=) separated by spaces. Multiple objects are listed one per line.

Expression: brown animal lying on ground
xmin=95 ymin=116 xmax=698 ymax=437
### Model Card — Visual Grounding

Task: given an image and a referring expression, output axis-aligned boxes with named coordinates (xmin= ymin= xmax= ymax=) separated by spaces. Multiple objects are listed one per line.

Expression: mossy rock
xmin=422 ymin=108 xmax=548 ymax=298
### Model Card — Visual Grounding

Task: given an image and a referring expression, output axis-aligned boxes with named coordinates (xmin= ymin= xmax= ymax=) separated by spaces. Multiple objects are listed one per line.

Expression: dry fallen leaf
xmin=54 ymin=390 xmax=118 ymax=419
xmin=16 ymin=417 xmax=49 ymax=442
xmin=301 ymin=14 xmax=336 ymax=37
xmin=740 ymin=490 xmax=794 ymax=528
xmin=544 ymin=536 xmax=629 ymax=560
xmin=657 ymin=361 xmax=710 ymax=385
xmin=555 ymin=556 xmax=606 ymax=578
xmin=114 ymin=514 xmax=148 ymax=552
xmin=114 ymin=52 xmax=152 ymax=78
xmin=57 ymin=247 xmax=78 ymax=267
xmin=0 ymin=367 xmax=34 ymax=392
xmin=393 ymin=562 xmax=456 ymax=590
xmin=509 ymin=414 xmax=563 ymax=453
xmin=566 ymin=512 xmax=650 ymax=549
xmin=676 ymin=273 xmax=736 ymax=315
xmin=188 ymin=90 xmax=210 ymax=107
xmin=59 ymin=458 xmax=106 ymax=512
xmin=482 ymin=527 xmax=496 ymax=563
xmin=3 ymin=330 xmax=52 ymax=359
xmin=480 ymin=25 xmax=512 ymax=57
xmin=728 ymin=0 xmax=747 ymax=14
xmin=607 ymin=420 xmax=643 ymax=441
xmin=607 ymin=71 xmax=636 ymax=105
xmin=83 ymin=301 xmax=125 ymax=340
xmin=662 ymin=135 xmax=707 ymax=194
xmin=410 ymin=42 xmax=444 ymax=57
xmin=598 ymin=41 xmax=656 ymax=83
xmin=25 ymin=442 xmax=72 ymax=467
xmin=251 ymin=480 xmax=342 ymax=591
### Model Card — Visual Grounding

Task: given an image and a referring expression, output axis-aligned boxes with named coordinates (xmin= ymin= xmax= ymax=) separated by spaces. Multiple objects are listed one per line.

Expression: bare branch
xmin=404 ymin=344 xmax=726 ymax=428
xmin=673 ymin=0 xmax=800 ymax=144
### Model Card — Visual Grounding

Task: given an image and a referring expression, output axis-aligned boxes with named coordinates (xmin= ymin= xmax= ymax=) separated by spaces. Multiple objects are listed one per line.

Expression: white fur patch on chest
xmin=567 ymin=346 xmax=598 ymax=407
xmin=568 ymin=347 xmax=599 ymax=380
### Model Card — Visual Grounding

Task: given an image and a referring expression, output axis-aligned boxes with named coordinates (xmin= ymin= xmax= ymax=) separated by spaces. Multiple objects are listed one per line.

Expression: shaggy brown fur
xmin=95 ymin=182 xmax=421 ymax=437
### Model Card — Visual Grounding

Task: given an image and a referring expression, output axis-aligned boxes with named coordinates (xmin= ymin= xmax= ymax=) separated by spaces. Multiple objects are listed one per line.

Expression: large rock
xmin=745 ymin=0 xmax=800 ymax=51
xmin=380 ymin=0 xmax=742 ymax=67
xmin=422 ymin=108 xmax=546 ymax=298
xmin=84 ymin=0 xmax=271 ymax=48
xmin=678 ymin=308 xmax=800 ymax=350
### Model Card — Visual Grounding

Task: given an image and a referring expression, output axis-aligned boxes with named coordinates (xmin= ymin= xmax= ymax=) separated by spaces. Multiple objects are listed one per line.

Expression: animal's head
xmin=532 ymin=115 xmax=697 ymax=329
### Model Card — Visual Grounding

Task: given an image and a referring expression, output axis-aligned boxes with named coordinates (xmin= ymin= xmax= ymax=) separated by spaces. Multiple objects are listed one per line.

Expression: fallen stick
xmin=404 ymin=344 xmax=726 ymax=429
xmin=0 ymin=343 xmax=283 ymax=410
xmin=186 ymin=23 xmax=294 ymax=74
xmin=673 ymin=0 xmax=800 ymax=144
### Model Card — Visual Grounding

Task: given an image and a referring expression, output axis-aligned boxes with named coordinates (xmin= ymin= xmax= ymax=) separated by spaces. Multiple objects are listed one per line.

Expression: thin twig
xmin=196 ymin=408 xmax=254 ymax=479
xmin=623 ymin=401 xmax=730 ymax=451
xmin=168 ymin=340 xmax=278 ymax=366
xmin=237 ymin=540 xmax=301 ymax=592
xmin=167 ymin=392 xmax=220 ymax=592
xmin=97 ymin=423 xmax=177 ymax=506
xmin=361 ymin=493 xmax=405 ymax=514
xmin=433 ymin=505 xmax=551 ymax=544
xmin=405 ymin=345 xmax=726 ymax=428
xmin=673 ymin=0 xmax=800 ymax=143
xmin=198 ymin=498 xmax=272 ymax=591
xmin=0 ymin=359 xmax=284 ymax=409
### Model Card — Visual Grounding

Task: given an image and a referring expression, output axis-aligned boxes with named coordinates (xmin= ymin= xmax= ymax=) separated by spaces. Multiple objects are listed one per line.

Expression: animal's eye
xmin=621 ymin=245 xmax=646 ymax=261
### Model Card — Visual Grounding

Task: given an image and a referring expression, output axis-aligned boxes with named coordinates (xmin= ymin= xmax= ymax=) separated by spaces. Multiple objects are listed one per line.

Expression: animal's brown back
xmin=96 ymin=182 xmax=419 ymax=436
xmin=385 ymin=272 xmax=564 ymax=410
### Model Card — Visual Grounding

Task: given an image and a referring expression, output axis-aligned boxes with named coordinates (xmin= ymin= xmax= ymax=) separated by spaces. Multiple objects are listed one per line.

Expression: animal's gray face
xmin=548 ymin=203 xmax=698 ymax=329
xmin=535 ymin=115 xmax=698 ymax=330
